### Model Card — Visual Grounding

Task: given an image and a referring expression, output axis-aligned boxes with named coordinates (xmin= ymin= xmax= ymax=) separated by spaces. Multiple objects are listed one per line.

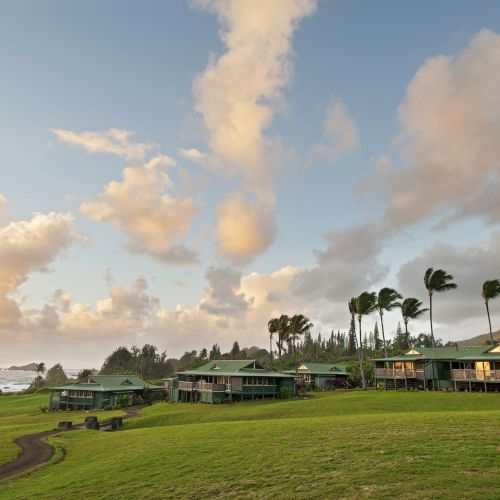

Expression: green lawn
xmin=0 ymin=394 xmax=124 ymax=467
xmin=1 ymin=392 xmax=499 ymax=499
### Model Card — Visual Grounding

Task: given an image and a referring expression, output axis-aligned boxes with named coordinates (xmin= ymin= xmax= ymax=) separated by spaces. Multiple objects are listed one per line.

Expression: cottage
xmin=165 ymin=360 xmax=296 ymax=403
xmin=49 ymin=375 xmax=164 ymax=410
xmin=284 ymin=362 xmax=349 ymax=389
xmin=374 ymin=345 xmax=500 ymax=391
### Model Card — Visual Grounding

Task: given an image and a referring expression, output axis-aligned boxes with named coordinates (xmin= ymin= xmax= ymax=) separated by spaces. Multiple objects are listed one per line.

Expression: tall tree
xmin=424 ymin=268 xmax=457 ymax=347
xmin=267 ymin=318 xmax=279 ymax=362
xmin=275 ymin=314 xmax=290 ymax=361
xmin=400 ymin=298 xmax=428 ymax=348
xmin=355 ymin=292 xmax=377 ymax=389
xmin=482 ymin=279 xmax=500 ymax=345
xmin=375 ymin=287 xmax=402 ymax=358
xmin=288 ymin=314 xmax=313 ymax=357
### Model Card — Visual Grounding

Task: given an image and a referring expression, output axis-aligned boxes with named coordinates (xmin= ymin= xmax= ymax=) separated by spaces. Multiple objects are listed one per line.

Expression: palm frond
xmin=482 ymin=279 xmax=500 ymax=301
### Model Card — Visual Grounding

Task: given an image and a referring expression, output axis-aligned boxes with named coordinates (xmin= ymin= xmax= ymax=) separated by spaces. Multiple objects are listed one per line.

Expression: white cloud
xmin=216 ymin=191 xmax=276 ymax=263
xmin=52 ymin=128 xmax=155 ymax=161
xmin=371 ymin=29 xmax=500 ymax=229
xmin=178 ymin=147 xmax=208 ymax=165
xmin=80 ymin=154 xmax=198 ymax=264
xmin=0 ymin=201 xmax=75 ymax=330
xmin=308 ymin=99 xmax=360 ymax=165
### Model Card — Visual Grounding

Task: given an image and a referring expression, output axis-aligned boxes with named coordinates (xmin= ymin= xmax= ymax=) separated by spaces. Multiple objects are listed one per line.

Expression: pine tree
xmin=373 ymin=321 xmax=382 ymax=351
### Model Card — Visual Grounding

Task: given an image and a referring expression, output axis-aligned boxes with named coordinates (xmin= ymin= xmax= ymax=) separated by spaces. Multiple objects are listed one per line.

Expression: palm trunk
xmin=269 ymin=334 xmax=273 ymax=363
xmin=429 ymin=292 xmax=435 ymax=348
xmin=485 ymin=301 xmax=494 ymax=345
xmin=404 ymin=320 xmax=410 ymax=349
xmin=358 ymin=316 xmax=366 ymax=389
xmin=379 ymin=310 xmax=388 ymax=358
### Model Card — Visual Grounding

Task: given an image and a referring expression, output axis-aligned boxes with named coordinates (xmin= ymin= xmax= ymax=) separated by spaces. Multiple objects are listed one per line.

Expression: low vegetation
xmin=1 ymin=391 xmax=499 ymax=498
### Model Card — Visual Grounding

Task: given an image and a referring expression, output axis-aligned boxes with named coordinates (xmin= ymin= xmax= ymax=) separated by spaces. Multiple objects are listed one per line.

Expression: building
xmin=284 ymin=362 xmax=349 ymax=389
xmin=165 ymin=360 xmax=296 ymax=403
xmin=374 ymin=345 xmax=500 ymax=391
xmin=49 ymin=375 xmax=164 ymax=410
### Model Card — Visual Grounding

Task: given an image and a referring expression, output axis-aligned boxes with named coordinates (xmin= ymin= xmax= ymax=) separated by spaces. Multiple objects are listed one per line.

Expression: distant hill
xmin=456 ymin=330 xmax=500 ymax=346
xmin=7 ymin=363 xmax=39 ymax=371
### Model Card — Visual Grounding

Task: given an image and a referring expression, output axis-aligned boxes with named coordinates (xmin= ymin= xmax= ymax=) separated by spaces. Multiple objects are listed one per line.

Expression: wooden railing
xmin=452 ymin=369 xmax=500 ymax=381
xmin=196 ymin=382 xmax=226 ymax=391
xmin=178 ymin=381 xmax=194 ymax=391
xmin=375 ymin=368 xmax=416 ymax=378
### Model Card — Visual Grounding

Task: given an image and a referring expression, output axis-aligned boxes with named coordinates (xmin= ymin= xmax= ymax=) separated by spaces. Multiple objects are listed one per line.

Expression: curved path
xmin=0 ymin=405 xmax=144 ymax=481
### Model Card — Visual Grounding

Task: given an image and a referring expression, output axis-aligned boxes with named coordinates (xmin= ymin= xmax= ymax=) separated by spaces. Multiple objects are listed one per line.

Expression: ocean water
xmin=0 ymin=368 xmax=80 ymax=393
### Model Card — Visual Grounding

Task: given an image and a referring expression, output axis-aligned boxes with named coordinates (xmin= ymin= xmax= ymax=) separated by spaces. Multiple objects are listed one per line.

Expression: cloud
xmin=199 ymin=266 xmax=250 ymax=316
xmin=52 ymin=128 xmax=155 ymax=161
xmin=292 ymin=221 xmax=389 ymax=301
xmin=216 ymin=191 xmax=276 ymax=263
xmin=370 ymin=29 xmax=500 ymax=229
xmin=80 ymin=154 xmax=198 ymax=263
xmin=308 ymin=99 xmax=360 ymax=165
xmin=193 ymin=0 xmax=316 ymax=195
xmin=397 ymin=231 xmax=500 ymax=331
xmin=0 ymin=201 xmax=75 ymax=329
xmin=178 ymin=147 xmax=208 ymax=165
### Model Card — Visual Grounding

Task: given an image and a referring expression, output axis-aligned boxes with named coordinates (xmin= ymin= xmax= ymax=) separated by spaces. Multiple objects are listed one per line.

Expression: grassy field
xmin=0 ymin=393 xmax=124 ymax=467
xmin=0 ymin=391 xmax=499 ymax=499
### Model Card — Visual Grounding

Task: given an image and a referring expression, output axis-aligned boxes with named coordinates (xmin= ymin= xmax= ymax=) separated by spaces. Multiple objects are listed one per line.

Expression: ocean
xmin=0 ymin=368 xmax=80 ymax=393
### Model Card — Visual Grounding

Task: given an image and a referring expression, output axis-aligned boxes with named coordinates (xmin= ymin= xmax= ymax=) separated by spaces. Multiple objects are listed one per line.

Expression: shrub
xmin=280 ymin=387 xmax=293 ymax=399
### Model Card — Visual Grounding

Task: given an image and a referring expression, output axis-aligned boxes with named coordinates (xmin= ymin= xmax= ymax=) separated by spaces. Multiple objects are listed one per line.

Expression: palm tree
xmin=400 ymin=298 xmax=428 ymax=347
xmin=348 ymin=298 xmax=358 ymax=349
xmin=355 ymin=291 xmax=377 ymax=389
xmin=35 ymin=362 xmax=46 ymax=388
xmin=482 ymin=279 xmax=500 ymax=345
xmin=288 ymin=314 xmax=313 ymax=358
xmin=375 ymin=287 xmax=402 ymax=358
xmin=424 ymin=268 xmax=457 ymax=347
xmin=275 ymin=314 xmax=290 ymax=361
xmin=267 ymin=318 xmax=279 ymax=363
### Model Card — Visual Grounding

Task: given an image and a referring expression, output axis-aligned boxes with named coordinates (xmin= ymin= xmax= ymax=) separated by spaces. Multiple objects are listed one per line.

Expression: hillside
xmin=456 ymin=329 xmax=500 ymax=346
xmin=1 ymin=392 xmax=499 ymax=499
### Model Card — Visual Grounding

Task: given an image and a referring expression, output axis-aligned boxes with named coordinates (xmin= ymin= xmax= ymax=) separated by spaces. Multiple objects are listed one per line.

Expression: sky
xmin=1 ymin=0 xmax=500 ymax=368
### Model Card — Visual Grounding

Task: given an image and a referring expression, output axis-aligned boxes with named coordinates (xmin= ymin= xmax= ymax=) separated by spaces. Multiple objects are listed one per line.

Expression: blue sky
xmin=1 ymin=0 xmax=500 ymax=367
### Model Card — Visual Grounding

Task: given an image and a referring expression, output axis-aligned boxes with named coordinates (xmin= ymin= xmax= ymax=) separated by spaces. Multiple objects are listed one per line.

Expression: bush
xmin=280 ymin=387 xmax=293 ymax=399
xmin=39 ymin=405 xmax=49 ymax=413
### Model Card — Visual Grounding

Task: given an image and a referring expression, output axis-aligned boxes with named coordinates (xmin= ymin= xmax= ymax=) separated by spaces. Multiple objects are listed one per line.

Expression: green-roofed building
xmin=284 ymin=362 xmax=349 ymax=390
xmin=165 ymin=360 xmax=296 ymax=403
xmin=374 ymin=345 xmax=500 ymax=391
xmin=49 ymin=375 xmax=164 ymax=410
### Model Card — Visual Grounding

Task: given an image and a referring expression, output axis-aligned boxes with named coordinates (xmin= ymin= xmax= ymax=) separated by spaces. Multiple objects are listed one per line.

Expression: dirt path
xmin=0 ymin=405 xmax=145 ymax=482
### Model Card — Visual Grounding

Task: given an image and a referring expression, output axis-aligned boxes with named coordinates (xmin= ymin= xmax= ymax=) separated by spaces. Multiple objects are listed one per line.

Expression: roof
xmin=457 ymin=354 xmax=500 ymax=361
xmin=284 ymin=362 xmax=348 ymax=375
xmin=52 ymin=375 xmax=164 ymax=392
xmin=374 ymin=346 xmax=491 ymax=362
xmin=178 ymin=359 xmax=294 ymax=378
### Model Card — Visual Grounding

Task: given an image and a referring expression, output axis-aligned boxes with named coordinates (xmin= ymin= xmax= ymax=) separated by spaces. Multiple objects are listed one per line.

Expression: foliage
xmin=44 ymin=364 xmax=69 ymax=386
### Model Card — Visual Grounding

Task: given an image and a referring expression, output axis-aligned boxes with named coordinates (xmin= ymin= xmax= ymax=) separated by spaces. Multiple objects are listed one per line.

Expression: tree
xmin=267 ymin=318 xmax=279 ymax=362
xmin=424 ymin=268 xmax=457 ymax=347
xmin=482 ymin=279 xmax=500 ymax=345
xmin=354 ymin=292 xmax=377 ymax=389
xmin=35 ymin=362 xmax=46 ymax=388
xmin=274 ymin=314 xmax=290 ymax=361
xmin=230 ymin=341 xmax=241 ymax=358
xmin=288 ymin=314 xmax=313 ymax=357
xmin=77 ymin=368 xmax=94 ymax=381
xmin=375 ymin=287 xmax=402 ymax=358
xmin=400 ymin=298 xmax=428 ymax=348
xmin=209 ymin=344 xmax=221 ymax=360
xmin=45 ymin=363 xmax=68 ymax=386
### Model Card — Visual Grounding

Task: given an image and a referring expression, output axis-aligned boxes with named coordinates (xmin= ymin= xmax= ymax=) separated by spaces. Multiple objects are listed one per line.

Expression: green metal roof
xmin=373 ymin=356 xmax=424 ymax=362
xmin=374 ymin=346 xmax=491 ymax=362
xmin=457 ymin=354 xmax=500 ymax=361
xmin=284 ymin=362 xmax=348 ymax=375
xmin=179 ymin=359 xmax=294 ymax=378
xmin=51 ymin=375 xmax=164 ymax=392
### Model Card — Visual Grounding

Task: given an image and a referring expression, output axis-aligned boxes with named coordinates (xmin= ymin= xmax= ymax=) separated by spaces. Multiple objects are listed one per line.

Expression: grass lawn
xmin=0 ymin=393 xmax=125 ymax=467
xmin=1 ymin=391 xmax=499 ymax=499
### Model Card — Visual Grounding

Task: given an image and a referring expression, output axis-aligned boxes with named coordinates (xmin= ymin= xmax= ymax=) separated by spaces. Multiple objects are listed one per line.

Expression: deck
xmin=451 ymin=369 xmax=500 ymax=382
